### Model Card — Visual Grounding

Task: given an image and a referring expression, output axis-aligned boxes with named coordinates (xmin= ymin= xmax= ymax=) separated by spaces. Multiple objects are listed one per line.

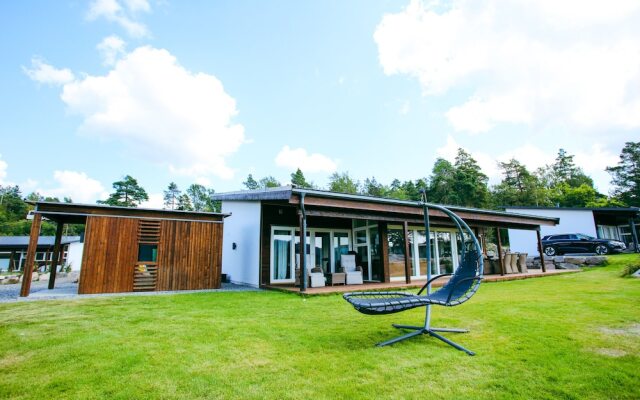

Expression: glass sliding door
xmin=436 ymin=231 xmax=454 ymax=274
xmin=271 ymin=227 xmax=352 ymax=283
xmin=272 ymin=228 xmax=293 ymax=282
xmin=313 ymin=232 xmax=331 ymax=273
xmin=333 ymin=232 xmax=350 ymax=272
xmin=388 ymin=226 xmax=406 ymax=281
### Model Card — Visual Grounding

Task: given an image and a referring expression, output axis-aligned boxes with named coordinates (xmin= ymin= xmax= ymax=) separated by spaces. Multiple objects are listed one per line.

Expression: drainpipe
xmin=300 ymin=193 xmax=307 ymax=292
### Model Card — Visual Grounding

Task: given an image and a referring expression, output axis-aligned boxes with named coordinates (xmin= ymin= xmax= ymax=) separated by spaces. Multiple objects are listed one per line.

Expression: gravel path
xmin=0 ymin=280 xmax=260 ymax=303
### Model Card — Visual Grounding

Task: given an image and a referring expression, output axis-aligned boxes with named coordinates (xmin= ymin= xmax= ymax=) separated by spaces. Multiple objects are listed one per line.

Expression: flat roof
xmin=212 ymin=186 xmax=560 ymax=229
xmin=0 ymin=236 xmax=80 ymax=249
xmin=29 ymin=201 xmax=230 ymax=224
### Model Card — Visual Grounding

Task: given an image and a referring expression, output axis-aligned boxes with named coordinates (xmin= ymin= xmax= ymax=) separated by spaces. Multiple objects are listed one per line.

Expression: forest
xmin=1 ymin=143 xmax=638 ymax=236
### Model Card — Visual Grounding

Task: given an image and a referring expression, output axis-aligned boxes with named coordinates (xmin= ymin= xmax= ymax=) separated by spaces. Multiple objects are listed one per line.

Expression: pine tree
xmin=243 ymin=174 xmax=259 ymax=190
xmin=328 ymin=172 xmax=359 ymax=194
xmin=290 ymin=168 xmax=313 ymax=188
xmin=98 ymin=175 xmax=149 ymax=207
xmin=163 ymin=182 xmax=180 ymax=210
xmin=607 ymin=141 xmax=640 ymax=207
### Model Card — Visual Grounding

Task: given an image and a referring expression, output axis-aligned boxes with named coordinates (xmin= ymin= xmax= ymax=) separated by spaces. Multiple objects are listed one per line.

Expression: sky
xmin=1 ymin=0 xmax=639 ymax=208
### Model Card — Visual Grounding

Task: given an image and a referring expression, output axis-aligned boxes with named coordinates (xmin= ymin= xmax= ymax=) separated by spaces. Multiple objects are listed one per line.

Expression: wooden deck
xmin=264 ymin=268 xmax=580 ymax=295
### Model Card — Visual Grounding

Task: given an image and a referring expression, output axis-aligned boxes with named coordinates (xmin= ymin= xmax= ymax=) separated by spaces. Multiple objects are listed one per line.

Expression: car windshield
xmin=576 ymin=234 xmax=594 ymax=240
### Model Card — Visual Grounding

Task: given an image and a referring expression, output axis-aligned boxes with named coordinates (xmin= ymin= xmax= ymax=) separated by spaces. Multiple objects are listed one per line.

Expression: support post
xmin=8 ymin=250 xmax=15 ymax=272
xmin=495 ymin=227 xmax=504 ymax=276
xmin=48 ymin=222 xmax=64 ymax=290
xmin=629 ymin=218 xmax=639 ymax=253
xmin=379 ymin=222 xmax=390 ymax=283
xmin=536 ymin=229 xmax=546 ymax=273
xmin=403 ymin=221 xmax=412 ymax=284
xmin=20 ymin=212 xmax=42 ymax=297
xmin=298 ymin=193 xmax=307 ymax=292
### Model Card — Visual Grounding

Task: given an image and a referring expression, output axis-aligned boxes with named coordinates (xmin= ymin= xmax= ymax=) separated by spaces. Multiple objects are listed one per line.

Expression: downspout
xmin=300 ymin=193 xmax=307 ymax=292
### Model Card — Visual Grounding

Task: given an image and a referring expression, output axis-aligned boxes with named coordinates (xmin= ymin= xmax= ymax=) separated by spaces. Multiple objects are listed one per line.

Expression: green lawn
xmin=1 ymin=255 xmax=639 ymax=400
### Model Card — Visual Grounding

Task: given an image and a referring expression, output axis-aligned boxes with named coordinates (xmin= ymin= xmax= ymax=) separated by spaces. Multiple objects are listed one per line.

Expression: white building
xmin=506 ymin=207 xmax=639 ymax=255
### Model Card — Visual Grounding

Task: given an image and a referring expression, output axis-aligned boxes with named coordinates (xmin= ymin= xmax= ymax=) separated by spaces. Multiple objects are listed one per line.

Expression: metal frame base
xmin=376 ymin=324 xmax=475 ymax=356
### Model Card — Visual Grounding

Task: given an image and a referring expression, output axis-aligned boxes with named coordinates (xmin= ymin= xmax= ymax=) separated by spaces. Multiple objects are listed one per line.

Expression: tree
xmin=362 ymin=177 xmax=387 ymax=198
xmin=98 ymin=175 xmax=149 ymax=207
xmin=492 ymin=159 xmax=545 ymax=206
xmin=163 ymin=182 xmax=180 ymax=210
xmin=243 ymin=174 xmax=259 ymax=190
xmin=550 ymin=148 xmax=594 ymax=188
xmin=176 ymin=194 xmax=193 ymax=211
xmin=453 ymin=149 xmax=489 ymax=207
xmin=290 ymin=168 xmax=313 ymax=188
xmin=427 ymin=158 xmax=458 ymax=204
xmin=606 ymin=141 xmax=640 ymax=207
xmin=328 ymin=172 xmax=359 ymax=194
xmin=259 ymin=176 xmax=281 ymax=189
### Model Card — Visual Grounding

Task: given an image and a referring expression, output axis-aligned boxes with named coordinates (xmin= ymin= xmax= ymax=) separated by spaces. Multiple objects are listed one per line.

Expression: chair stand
xmin=375 ymin=306 xmax=475 ymax=356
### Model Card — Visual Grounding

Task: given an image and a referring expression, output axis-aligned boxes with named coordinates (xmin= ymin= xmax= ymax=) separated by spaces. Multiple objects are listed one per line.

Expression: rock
xmin=585 ymin=256 xmax=607 ymax=266
xmin=556 ymin=262 xmax=580 ymax=270
xmin=31 ymin=273 xmax=40 ymax=281
xmin=39 ymin=273 xmax=50 ymax=281
xmin=632 ymin=269 xmax=640 ymax=278
xmin=552 ymin=256 xmax=564 ymax=263
xmin=564 ymin=256 xmax=587 ymax=264
xmin=544 ymin=262 xmax=556 ymax=270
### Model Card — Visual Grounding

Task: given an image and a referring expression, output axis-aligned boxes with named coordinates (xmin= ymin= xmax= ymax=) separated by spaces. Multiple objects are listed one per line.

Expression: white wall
xmin=66 ymin=242 xmax=84 ymax=271
xmin=220 ymin=201 xmax=261 ymax=287
xmin=506 ymin=208 xmax=596 ymax=256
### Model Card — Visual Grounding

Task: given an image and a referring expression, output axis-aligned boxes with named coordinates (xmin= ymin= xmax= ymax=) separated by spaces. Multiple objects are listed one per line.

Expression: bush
xmin=621 ymin=263 xmax=640 ymax=277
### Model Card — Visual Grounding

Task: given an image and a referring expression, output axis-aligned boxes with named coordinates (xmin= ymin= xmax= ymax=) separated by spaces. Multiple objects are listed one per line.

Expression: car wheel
xmin=595 ymin=244 xmax=608 ymax=255
xmin=544 ymin=246 xmax=556 ymax=256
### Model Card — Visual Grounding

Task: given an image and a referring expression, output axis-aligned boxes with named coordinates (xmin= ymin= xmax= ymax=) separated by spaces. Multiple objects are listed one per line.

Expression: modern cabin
xmin=19 ymin=202 xmax=228 ymax=297
xmin=212 ymin=187 xmax=559 ymax=291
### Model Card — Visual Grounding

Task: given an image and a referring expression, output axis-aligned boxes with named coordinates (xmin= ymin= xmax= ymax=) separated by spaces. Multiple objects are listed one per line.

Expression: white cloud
xmin=375 ymin=0 xmax=640 ymax=134
xmin=87 ymin=0 xmax=150 ymax=38
xmin=0 ymin=154 xmax=8 ymax=184
xmin=38 ymin=171 xmax=108 ymax=203
xmin=60 ymin=46 xmax=245 ymax=180
xmin=275 ymin=146 xmax=338 ymax=173
xmin=140 ymin=192 xmax=164 ymax=209
xmin=23 ymin=58 xmax=75 ymax=86
xmin=97 ymin=35 xmax=126 ymax=66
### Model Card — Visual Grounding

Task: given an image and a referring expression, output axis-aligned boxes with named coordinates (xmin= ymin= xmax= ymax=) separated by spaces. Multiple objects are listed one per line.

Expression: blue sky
xmin=1 ymin=0 xmax=639 ymax=207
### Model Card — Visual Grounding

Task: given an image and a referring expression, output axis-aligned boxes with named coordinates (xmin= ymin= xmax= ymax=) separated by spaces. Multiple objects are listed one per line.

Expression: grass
xmin=1 ymin=254 xmax=639 ymax=399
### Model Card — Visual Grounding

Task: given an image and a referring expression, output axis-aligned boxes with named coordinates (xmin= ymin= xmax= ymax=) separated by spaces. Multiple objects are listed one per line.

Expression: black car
xmin=541 ymin=233 xmax=626 ymax=256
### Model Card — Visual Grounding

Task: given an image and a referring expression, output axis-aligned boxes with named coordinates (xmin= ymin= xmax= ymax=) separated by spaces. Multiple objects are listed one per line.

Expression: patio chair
xmin=343 ymin=198 xmax=483 ymax=355
xmin=340 ymin=254 xmax=364 ymax=285
xmin=295 ymin=254 xmax=326 ymax=288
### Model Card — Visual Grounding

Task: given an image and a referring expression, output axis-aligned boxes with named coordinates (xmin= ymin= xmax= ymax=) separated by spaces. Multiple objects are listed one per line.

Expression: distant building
xmin=505 ymin=207 xmax=640 ymax=255
xmin=0 ymin=236 xmax=81 ymax=272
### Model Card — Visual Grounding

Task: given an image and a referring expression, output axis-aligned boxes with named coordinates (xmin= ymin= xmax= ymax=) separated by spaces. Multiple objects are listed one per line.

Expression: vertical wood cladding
xmin=78 ymin=216 xmax=137 ymax=294
xmin=78 ymin=216 xmax=223 ymax=294
xmin=156 ymin=220 xmax=222 ymax=291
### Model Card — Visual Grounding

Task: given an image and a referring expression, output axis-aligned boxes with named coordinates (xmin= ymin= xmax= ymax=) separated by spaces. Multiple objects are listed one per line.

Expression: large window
xmin=390 ymin=227 xmax=460 ymax=281
xmin=270 ymin=227 xmax=351 ymax=283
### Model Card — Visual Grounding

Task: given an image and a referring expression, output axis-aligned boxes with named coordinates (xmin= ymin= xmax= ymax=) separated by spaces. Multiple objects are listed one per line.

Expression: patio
xmin=265 ymin=268 xmax=579 ymax=294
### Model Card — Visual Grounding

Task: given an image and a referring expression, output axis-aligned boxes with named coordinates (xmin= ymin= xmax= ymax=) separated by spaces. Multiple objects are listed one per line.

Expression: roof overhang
xmin=213 ymin=187 xmax=559 ymax=230
xmin=28 ymin=202 xmax=230 ymax=224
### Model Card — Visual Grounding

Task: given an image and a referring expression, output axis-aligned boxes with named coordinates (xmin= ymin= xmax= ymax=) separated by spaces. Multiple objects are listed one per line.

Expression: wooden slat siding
xmin=78 ymin=216 xmax=137 ymax=294
xmin=156 ymin=220 xmax=221 ymax=291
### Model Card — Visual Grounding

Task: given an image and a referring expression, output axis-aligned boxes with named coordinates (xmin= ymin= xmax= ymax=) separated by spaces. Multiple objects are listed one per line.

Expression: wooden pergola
xmin=20 ymin=202 xmax=228 ymax=297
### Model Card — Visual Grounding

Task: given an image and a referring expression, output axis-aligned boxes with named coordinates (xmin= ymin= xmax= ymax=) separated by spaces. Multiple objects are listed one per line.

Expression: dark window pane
xmin=138 ymin=244 xmax=158 ymax=262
